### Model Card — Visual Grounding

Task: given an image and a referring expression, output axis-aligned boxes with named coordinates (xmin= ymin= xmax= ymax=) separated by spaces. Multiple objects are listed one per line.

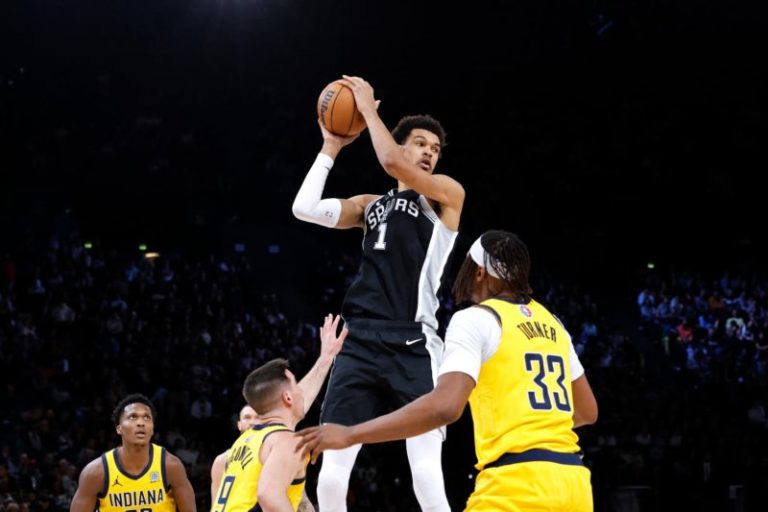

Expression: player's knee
xmin=410 ymin=457 xmax=444 ymax=489
xmin=318 ymin=462 xmax=351 ymax=490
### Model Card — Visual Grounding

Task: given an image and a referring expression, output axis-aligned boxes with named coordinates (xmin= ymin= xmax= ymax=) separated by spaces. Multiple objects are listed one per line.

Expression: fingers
xmin=340 ymin=75 xmax=371 ymax=92
xmin=331 ymin=314 xmax=340 ymax=334
xmin=338 ymin=327 xmax=349 ymax=343
xmin=295 ymin=429 xmax=323 ymax=464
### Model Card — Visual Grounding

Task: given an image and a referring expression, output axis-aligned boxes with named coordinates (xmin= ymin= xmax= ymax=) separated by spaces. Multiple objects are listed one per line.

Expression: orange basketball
xmin=317 ymin=81 xmax=367 ymax=137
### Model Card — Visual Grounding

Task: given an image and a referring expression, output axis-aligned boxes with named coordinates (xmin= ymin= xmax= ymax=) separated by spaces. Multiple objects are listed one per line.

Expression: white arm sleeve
xmin=291 ymin=153 xmax=342 ymax=228
xmin=555 ymin=315 xmax=585 ymax=381
xmin=569 ymin=341 xmax=585 ymax=380
xmin=439 ymin=308 xmax=502 ymax=383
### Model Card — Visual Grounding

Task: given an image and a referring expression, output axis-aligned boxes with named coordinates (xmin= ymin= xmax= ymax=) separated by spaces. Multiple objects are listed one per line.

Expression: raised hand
xmin=318 ymin=314 xmax=348 ymax=361
xmin=318 ymin=119 xmax=360 ymax=150
xmin=339 ymin=75 xmax=378 ymax=117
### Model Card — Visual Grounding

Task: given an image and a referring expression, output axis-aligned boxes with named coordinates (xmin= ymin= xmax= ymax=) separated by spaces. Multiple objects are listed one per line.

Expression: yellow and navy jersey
xmin=211 ymin=423 xmax=306 ymax=512
xmin=470 ymin=298 xmax=580 ymax=469
xmin=97 ymin=444 xmax=176 ymax=512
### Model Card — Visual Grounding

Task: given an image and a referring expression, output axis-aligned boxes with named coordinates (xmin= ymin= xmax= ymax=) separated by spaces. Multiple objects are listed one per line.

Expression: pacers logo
xmin=519 ymin=305 xmax=532 ymax=318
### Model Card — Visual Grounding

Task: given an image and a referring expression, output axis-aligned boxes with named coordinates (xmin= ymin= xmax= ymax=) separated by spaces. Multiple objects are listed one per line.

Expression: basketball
xmin=317 ymin=80 xmax=367 ymax=137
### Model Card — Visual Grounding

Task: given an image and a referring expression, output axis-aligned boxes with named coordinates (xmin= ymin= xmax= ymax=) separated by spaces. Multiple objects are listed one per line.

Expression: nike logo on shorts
xmin=405 ymin=338 xmax=424 ymax=345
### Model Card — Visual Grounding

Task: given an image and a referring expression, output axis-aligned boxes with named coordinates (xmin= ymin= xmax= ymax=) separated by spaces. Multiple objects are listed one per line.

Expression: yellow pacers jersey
xmin=212 ymin=423 xmax=305 ymax=512
xmin=97 ymin=444 xmax=176 ymax=512
xmin=470 ymin=298 xmax=580 ymax=470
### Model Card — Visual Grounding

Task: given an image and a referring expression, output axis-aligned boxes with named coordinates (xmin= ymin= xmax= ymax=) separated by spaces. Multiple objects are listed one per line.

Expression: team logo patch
xmin=519 ymin=305 xmax=533 ymax=318
xmin=150 ymin=471 xmax=160 ymax=483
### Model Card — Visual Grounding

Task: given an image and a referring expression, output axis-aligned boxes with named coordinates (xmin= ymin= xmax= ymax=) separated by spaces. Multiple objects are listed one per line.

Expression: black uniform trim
xmin=113 ymin=445 xmax=153 ymax=480
xmin=252 ymin=422 xmax=287 ymax=431
xmin=485 ymin=449 xmax=584 ymax=469
xmin=97 ymin=453 xmax=109 ymax=499
xmin=161 ymin=447 xmax=170 ymax=491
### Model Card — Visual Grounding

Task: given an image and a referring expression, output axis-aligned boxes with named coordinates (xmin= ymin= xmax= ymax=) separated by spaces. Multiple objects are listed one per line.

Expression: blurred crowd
xmin=1 ymin=238 xmax=766 ymax=512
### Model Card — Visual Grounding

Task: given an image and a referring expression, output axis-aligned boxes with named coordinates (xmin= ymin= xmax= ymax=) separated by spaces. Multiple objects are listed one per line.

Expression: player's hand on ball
xmin=296 ymin=424 xmax=354 ymax=464
xmin=319 ymin=314 xmax=348 ymax=360
xmin=318 ymin=119 xmax=359 ymax=148
xmin=340 ymin=75 xmax=378 ymax=116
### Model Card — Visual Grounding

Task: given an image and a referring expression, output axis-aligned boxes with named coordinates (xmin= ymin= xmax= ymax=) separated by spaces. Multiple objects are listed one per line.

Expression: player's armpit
xmin=335 ymin=194 xmax=378 ymax=229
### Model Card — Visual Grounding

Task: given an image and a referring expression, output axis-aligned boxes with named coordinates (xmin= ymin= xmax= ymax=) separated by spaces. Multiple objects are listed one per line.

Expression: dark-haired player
xmin=292 ymin=75 xmax=464 ymax=511
xmin=70 ymin=394 xmax=196 ymax=512
xmin=299 ymin=231 xmax=598 ymax=512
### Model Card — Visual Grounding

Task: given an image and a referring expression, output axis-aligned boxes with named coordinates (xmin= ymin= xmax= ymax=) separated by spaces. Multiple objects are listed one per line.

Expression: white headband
xmin=468 ymin=237 xmax=502 ymax=279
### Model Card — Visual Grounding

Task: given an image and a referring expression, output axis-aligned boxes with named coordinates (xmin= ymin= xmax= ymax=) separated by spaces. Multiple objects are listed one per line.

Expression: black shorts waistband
xmin=485 ymin=449 xmax=584 ymax=469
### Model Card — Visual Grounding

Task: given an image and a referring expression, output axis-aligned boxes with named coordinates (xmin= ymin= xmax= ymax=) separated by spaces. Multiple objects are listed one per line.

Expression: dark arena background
xmin=1 ymin=1 xmax=766 ymax=511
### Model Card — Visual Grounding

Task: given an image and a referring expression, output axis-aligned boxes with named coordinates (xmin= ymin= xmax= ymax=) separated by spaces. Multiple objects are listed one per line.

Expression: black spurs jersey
xmin=341 ymin=189 xmax=458 ymax=331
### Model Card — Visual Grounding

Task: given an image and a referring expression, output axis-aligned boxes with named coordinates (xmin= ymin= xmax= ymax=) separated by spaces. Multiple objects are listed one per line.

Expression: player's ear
xmin=116 ymin=425 xmax=122 ymax=435
xmin=283 ymin=390 xmax=293 ymax=407
xmin=475 ymin=266 xmax=486 ymax=281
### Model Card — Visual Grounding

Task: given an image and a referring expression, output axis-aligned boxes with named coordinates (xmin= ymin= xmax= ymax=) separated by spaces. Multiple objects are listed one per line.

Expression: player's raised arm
xmin=297 ymin=314 xmax=348 ymax=414
xmin=292 ymin=121 xmax=378 ymax=230
xmin=340 ymin=75 xmax=465 ymax=230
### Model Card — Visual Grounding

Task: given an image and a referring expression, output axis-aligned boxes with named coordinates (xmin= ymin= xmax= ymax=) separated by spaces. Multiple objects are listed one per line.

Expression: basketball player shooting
xmin=292 ymin=75 xmax=465 ymax=512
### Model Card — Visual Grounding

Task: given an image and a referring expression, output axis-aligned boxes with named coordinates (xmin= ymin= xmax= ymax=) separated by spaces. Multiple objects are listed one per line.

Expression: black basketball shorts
xmin=319 ymin=318 xmax=443 ymax=426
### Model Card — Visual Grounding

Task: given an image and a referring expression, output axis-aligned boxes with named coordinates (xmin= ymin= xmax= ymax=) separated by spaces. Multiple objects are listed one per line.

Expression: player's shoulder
xmin=448 ymin=305 xmax=501 ymax=332
xmin=78 ymin=455 xmax=107 ymax=487
xmin=260 ymin=428 xmax=300 ymax=460
xmin=162 ymin=449 xmax=183 ymax=467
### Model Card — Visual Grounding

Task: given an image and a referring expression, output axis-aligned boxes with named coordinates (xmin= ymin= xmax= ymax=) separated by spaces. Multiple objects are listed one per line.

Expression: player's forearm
xmin=292 ymin=154 xmax=341 ymax=228
xmin=348 ymin=391 xmax=456 ymax=445
xmin=297 ymin=356 xmax=334 ymax=414
xmin=320 ymin=142 xmax=343 ymax=160
xmin=359 ymin=110 xmax=407 ymax=179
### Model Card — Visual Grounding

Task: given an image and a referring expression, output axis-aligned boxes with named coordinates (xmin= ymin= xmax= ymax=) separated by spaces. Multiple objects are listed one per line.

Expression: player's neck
xmin=118 ymin=443 xmax=150 ymax=470
xmin=397 ymin=181 xmax=410 ymax=192
xmin=258 ymin=412 xmax=296 ymax=430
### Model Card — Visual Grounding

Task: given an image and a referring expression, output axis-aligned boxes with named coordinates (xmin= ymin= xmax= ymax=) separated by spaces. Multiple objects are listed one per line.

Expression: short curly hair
xmin=391 ymin=115 xmax=447 ymax=147
xmin=111 ymin=394 xmax=157 ymax=426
